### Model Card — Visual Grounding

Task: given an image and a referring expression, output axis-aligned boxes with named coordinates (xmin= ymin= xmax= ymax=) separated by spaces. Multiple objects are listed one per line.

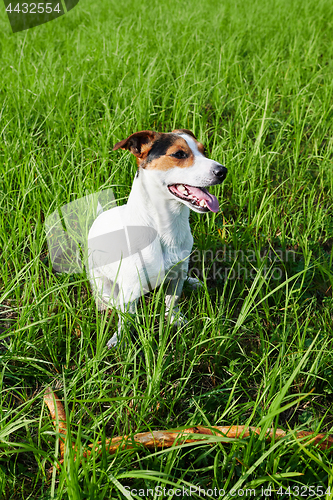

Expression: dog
xmin=87 ymin=129 xmax=227 ymax=348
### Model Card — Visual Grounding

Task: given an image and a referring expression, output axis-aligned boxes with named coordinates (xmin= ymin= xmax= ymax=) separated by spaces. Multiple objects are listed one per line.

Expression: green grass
xmin=1 ymin=0 xmax=333 ymax=497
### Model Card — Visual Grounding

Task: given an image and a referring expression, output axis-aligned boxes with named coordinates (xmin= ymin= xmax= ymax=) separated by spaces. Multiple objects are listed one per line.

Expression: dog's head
xmin=113 ymin=129 xmax=227 ymax=213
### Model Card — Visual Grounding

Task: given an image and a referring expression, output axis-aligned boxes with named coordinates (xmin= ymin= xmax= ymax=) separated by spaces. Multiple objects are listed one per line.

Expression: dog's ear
xmin=172 ymin=129 xmax=197 ymax=140
xmin=113 ymin=131 xmax=158 ymax=159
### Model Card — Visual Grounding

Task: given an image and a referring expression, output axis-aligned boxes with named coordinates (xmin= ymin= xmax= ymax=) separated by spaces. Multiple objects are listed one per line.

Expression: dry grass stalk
xmin=44 ymin=387 xmax=69 ymax=457
xmin=44 ymin=388 xmax=333 ymax=464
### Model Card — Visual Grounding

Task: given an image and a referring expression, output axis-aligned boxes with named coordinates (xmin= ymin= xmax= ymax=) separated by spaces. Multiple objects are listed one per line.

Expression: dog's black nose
xmin=213 ymin=164 xmax=227 ymax=180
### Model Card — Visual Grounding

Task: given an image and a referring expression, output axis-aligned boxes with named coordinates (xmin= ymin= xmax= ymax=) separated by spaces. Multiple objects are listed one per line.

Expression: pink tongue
xmin=185 ymin=185 xmax=220 ymax=213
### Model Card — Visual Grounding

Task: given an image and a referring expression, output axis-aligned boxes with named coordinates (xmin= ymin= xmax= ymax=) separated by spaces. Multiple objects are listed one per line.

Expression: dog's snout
xmin=213 ymin=164 xmax=227 ymax=180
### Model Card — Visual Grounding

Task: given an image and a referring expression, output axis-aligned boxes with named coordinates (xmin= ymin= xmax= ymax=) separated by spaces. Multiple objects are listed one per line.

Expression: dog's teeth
xmin=178 ymin=184 xmax=186 ymax=192
xmin=191 ymin=200 xmax=196 ymax=205
xmin=188 ymin=194 xmax=194 ymax=199
xmin=199 ymin=199 xmax=206 ymax=207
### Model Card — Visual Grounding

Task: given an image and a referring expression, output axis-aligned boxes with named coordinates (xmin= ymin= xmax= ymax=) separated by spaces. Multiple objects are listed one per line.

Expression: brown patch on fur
xmin=172 ymin=129 xmax=206 ymax=156
xmin=172 ymin=129 xmax=197 ymax=140
xmin=197 ymin=142 xmax=205 ymax=155
xmin=113 ymin=129 xmax=205 ymax=170
xmin=145 ymin=136 xmax=195 ymax=171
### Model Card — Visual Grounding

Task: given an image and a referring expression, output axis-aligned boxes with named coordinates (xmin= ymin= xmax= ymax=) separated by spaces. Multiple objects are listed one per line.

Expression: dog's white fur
xmin=87 ymin=130 xmax=226 ymax=347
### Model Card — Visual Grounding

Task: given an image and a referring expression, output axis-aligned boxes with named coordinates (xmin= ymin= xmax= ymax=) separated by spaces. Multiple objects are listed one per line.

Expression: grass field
xmin=1 ymin=0 xmax=333 ymax=497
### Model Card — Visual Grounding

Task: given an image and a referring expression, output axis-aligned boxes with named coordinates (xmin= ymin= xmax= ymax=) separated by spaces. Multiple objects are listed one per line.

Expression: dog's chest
xmin=161 ymin=232 xmax=193 ymax=273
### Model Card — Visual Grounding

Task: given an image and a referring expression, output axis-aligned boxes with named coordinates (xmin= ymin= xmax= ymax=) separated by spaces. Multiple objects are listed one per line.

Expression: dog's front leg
xmin=164 ymin=265 xmax=188 ymax=328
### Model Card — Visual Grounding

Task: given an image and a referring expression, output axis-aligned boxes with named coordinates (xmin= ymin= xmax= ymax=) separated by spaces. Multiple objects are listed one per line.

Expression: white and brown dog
xmin=87 ymin=129 xmax=227 ymax=347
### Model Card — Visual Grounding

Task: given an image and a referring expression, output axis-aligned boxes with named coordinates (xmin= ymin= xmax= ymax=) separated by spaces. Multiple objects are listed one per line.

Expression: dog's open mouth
xmin=168 ymin=184 xmax=219 ymax=213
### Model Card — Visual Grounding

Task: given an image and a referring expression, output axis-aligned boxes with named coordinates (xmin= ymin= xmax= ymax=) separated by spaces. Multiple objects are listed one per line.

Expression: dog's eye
xmin=171 ymin=150 xmax=188 ymax=159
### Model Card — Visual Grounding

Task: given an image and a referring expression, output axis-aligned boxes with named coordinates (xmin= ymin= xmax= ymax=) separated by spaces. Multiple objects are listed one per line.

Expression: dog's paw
xmin=185 ymin=276 xmax=203 ymax=290
xmin=173 ymin=313 xmax=188 ymax=328
xmin=165 ymin=309 xmax=188 ymax=328
xmin=106 ymin=333 xmax=119 ymax=349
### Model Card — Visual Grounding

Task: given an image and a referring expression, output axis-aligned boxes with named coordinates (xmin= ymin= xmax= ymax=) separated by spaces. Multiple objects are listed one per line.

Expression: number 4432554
xmin=277 ymin=485 xmax=331 ymax=496
xmin=6 ymin=3 xmax=61 ymax=14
